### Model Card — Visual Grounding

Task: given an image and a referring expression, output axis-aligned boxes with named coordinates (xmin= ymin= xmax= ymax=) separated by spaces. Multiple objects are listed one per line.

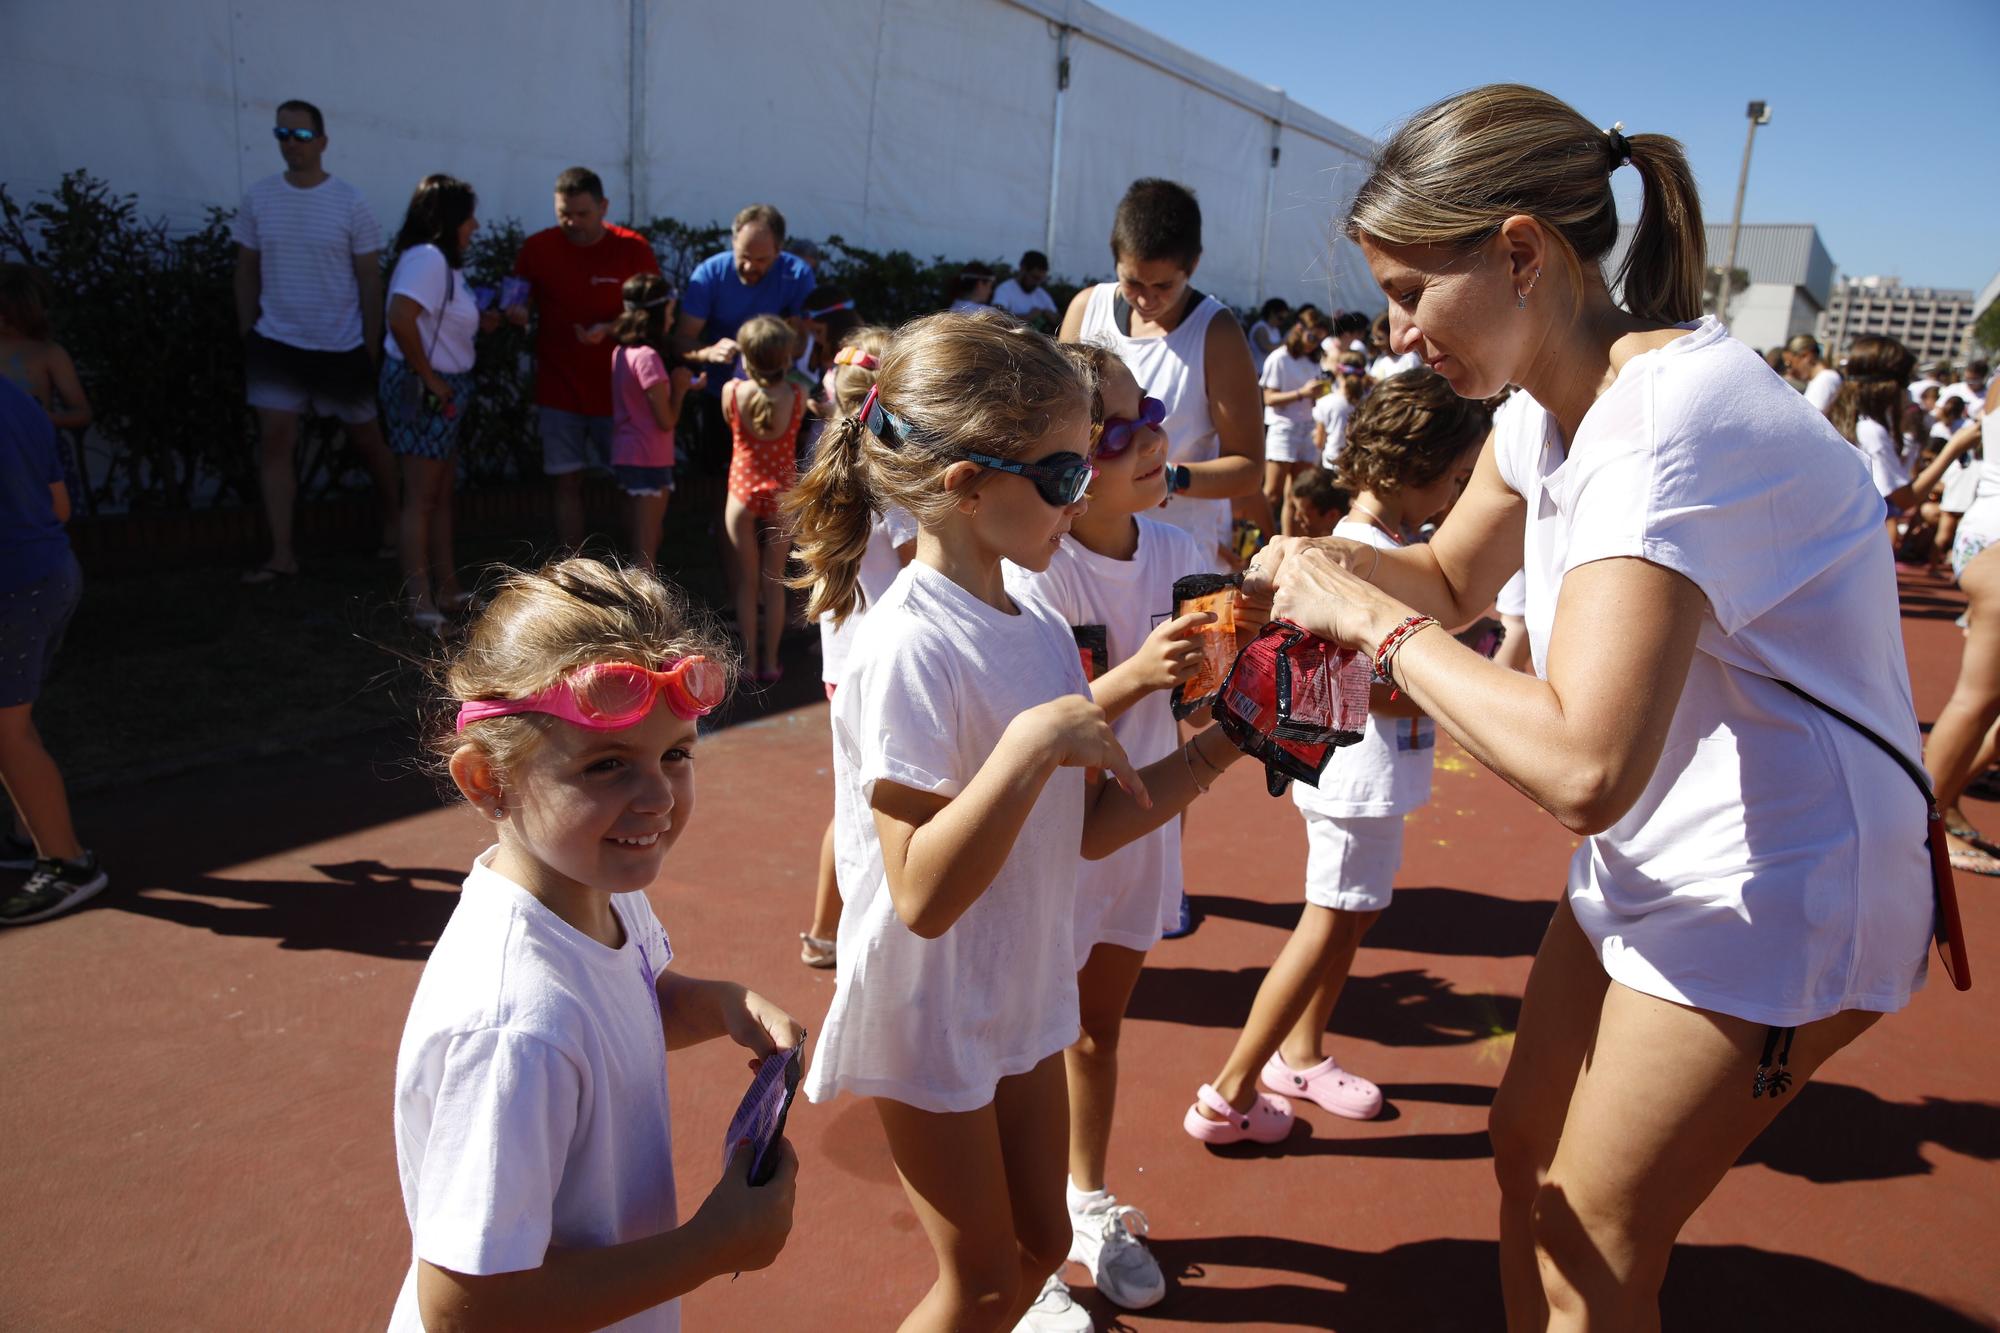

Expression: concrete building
xmin=1819 ymin=277 xmax=1978 ymax=366
xmin=1608 ymin=222 xmax=1834 ymax=353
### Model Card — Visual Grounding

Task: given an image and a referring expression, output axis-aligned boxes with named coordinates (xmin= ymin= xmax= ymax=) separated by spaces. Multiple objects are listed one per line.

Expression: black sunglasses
xmin=272 ymin=127 xmax=320 ymax=143
xmin=963 ymin=451 xmax=1095 ymax=507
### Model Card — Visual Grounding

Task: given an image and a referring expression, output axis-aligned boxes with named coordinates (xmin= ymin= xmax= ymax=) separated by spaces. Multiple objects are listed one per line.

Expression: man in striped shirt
xmin=234 ymin=98 xmax=399 ymax=582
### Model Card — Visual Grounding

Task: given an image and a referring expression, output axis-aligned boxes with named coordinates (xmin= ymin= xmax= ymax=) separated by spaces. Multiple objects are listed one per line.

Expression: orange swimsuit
xmin=724 ymin=381 xmax=805 ymax=519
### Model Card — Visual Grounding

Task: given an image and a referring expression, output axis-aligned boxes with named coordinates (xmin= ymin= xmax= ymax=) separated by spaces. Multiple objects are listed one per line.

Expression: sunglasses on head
xmin=1094 ymin=396 xmax=1166 ymax=459
xmin=272 ymin=126 xmax=320 ymax=143
xmin=963 ymin=451 xmax=1096 ymax=507
xmin=454 ymin=657 xmax=724 ymax=733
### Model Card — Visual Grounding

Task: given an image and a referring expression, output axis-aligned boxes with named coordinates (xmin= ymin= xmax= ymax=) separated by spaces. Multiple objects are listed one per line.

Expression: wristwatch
xmin=1168 ymin=464 xmax=1192 ymax=495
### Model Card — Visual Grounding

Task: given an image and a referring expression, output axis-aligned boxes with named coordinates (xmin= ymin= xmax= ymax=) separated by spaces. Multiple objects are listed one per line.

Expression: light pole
xmin=1715 ymin=100 xmax=1771 ymax=330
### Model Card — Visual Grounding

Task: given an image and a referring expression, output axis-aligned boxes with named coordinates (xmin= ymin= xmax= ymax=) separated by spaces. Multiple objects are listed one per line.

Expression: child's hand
xmin=1021 ymin=695 xmax=1149 ymax=809
xmin=722 ymin=987 xmax=804 ymax=1071
xmin=478 ymin=309 xmax=501 ymax=335
xmin=1125 ymin=611 xmax=1214 ymax=693
xmin=504 ymin=304 xmax=531 ymax=328
xmin=695 ymin=1140 xmax=799 ymax=1274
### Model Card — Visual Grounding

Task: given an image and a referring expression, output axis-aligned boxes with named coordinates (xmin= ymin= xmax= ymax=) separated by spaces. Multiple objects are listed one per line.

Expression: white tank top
xmin=1078 ymin=282 xmax=1229 ymax=557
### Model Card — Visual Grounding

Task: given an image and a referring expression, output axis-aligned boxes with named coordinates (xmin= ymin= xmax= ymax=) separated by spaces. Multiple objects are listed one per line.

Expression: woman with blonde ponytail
xmin=1250 ymin=84 xmax=1937 ymax=1329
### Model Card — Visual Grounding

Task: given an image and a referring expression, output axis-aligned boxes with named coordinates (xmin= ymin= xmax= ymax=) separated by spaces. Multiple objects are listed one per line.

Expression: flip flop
xmin=1946 ymin=820 xmax=1985 ymax=843
xmin=1947 ymin=847 xmax=2000 ymax=877
xmin=407 ymin=607 xmax=448 ymax=639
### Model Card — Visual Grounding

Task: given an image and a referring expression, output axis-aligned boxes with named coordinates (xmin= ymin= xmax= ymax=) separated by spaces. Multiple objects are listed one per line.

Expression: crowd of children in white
xmin=374 ymin=82 xmax=1975 ymax=1333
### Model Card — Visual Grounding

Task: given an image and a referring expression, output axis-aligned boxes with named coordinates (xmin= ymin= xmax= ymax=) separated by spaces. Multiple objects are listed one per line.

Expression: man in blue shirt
xmin=674 ymin=203 xmax=815 ymax=472
xmin=0 ymin=378 xmax=106 ymax=925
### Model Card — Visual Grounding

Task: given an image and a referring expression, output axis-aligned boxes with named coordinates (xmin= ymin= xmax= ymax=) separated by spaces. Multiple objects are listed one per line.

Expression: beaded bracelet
xmin=1372 ymin=614 xmax=1439 ymax=688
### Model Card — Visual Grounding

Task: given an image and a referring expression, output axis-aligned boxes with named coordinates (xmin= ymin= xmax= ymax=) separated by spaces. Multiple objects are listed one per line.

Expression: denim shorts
xmin=538 ymin=408 xmax=613 ymax=476
xmin=0 ymin=553 xmax=82 ymax=708
xmin=612 ymin=464 xmax=674 ymax=497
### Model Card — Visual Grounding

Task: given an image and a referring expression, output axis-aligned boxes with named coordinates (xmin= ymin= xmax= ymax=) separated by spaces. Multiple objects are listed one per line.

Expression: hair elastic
xmin=1605 ymin=122 xmax=1633 ymax=171
xmin=806 ymin=298 xmax=856 ymax=319
xmin=834 ymin=347 xmax=879 ymax=370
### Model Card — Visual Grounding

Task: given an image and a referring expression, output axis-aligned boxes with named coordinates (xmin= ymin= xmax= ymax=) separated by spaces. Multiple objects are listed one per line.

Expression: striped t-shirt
xmin=232 ymin=173 xmax=383 ymax=352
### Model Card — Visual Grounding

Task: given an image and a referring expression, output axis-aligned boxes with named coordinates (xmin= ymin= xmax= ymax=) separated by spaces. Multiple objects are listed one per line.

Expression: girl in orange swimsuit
xmin=723 ymin=314 xmax=806 ymax=682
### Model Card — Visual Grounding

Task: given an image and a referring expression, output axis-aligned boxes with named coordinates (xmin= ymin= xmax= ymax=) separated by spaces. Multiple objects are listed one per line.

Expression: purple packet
xmin=471 ymin=284 xmax=498 ymax=312
xmin=723 ymin=1039 xmax=805 ymax=1185
xmin=500 ymin=276 xmax=532 ymax=309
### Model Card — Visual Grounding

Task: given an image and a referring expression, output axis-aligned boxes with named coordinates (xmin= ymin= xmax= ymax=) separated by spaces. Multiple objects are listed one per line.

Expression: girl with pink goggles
xmin=455 ymin=657 xmax=724 ymax=732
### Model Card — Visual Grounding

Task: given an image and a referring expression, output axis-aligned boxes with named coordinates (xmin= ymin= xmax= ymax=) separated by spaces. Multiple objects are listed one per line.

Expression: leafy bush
xmin=1 ymin=170 xmax=1094 ymax=512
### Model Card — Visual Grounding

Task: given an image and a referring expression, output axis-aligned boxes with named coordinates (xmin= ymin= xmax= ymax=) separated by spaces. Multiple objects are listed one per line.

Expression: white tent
xmin=2 ymin=0 xmax=1384 ymax=314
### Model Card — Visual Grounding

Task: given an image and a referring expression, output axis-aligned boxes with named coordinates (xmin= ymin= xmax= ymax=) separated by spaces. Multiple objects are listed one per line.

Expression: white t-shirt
xmin=1259 ymin=347 xmax=1320 ymax=433
xmin=1854 ymin=417 xmax=1909 ymax=498
xmin=1939 ymin=380 xmax=1989 ymax=419
xmin=1370 ymin=350 xmax=1422 ymax=381
xmin=1077 ymin=283 xmax=1231 ymax=562
xmin=818 ymin=505 xmax=917 ymax=687
xmin=805 ymin=561 xmax=1091 ymax=1113
xmin=391 ymin=851 xmax=680 ymax=1333
xmin=1496 ymin=569 xmax=1528 ymax=618
xmin=1489 ymin=320 xmax=1930 ymax=1027
xmin=232 ymin=172 xmax=383 ymax=352
xmin=385 ymin=243 xmax=479 ymax=374
xmin=949 ymin=299 xmax=990 ymax=315
xmin=1004 ymin=518 xmax=1212 ymax=954
xmin=1293 ymin=519 xmax=1436 ymax=819
xmin=1247 ymin=319 xmax=1284 ymax=360
xmin=1804 ymin=366 xmax=1843 ymax=412
xmin=1313 ymin=391 xmax=1355 ymax=466
xmin=993 ymin=278 xmax=1059 ymax=323
xmin=1907 ymin=377 xmax=1941 ymax=405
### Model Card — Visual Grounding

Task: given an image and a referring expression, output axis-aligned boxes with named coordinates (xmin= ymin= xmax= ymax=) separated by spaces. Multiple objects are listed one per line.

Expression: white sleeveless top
xmin=1078 ymin=283 xmax=1229 ymax=562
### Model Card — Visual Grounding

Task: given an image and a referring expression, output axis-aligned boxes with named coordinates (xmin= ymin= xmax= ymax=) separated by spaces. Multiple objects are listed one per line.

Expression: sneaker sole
xmin=1066 ymin=1233 xmax=1168 ymax=1311
xmin=0 ymin=872 xmax=108 ymax=925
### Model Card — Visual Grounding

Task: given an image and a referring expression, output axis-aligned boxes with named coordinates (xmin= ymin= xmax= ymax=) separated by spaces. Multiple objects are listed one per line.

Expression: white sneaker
xmin=1013 ymin=1272 xmax=1093 ymax=1332
xmin=1068 ymin=1195 xmax=1166 ymax=1310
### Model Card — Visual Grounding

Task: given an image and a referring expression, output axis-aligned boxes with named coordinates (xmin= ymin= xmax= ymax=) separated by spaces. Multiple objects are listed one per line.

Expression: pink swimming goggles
xmin=455 ymin=657 xmax=725 ymax=732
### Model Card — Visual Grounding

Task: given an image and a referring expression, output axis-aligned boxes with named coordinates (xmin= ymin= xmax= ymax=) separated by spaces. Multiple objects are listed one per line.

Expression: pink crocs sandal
xmin=1183 ymin=1082 xmax=1294 ymax=1144
xmin=1261 ymin=1053 xmax=1383 ymax=1120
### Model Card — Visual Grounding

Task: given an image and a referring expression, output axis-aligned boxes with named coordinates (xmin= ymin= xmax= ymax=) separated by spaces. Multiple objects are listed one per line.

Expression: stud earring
xmin=491 ymin=804 xmax=506 ymax=820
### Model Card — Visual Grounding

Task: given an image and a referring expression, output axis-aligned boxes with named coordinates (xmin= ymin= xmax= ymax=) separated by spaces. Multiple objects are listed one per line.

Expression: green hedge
xmin=1 ymin=170 xmax=1085 ymax=513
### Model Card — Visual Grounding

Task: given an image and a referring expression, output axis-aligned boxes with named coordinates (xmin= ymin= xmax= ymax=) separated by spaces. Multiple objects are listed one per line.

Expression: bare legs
xmin=875 ymin=1053 xmax=1072 ymax=1331
xmin=1489 ymin=898 xmax=1882 ymax=1332
xmin=724 ymin=496 xmax=792 ymax=677
xmin=1263 ymin=460 xmax=1312 ymax=537
xmin=1064 ymin=943 xmax=1149 ymax=1192
xmin=626 ymin=490 xmax=670 ymax=571
xmin=1199 ymin=903 xmax=1379 ymax=1115
xmin=397 ymin=454 xmax=458 ymax=616
xmin=553 ymin=471 xmax=586 ymax=551
xmin=253 ymin=409 xmax=401 ymax=572
xmin=1925 ymin=545 xmax=2000 ymax=856
xmin=0 ymin=704 xmax=81 ymax=860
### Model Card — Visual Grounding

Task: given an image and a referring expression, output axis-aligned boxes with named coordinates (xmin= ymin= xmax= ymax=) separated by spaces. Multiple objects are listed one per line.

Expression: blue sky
xmin=1096 ymin=0 xmax=2000 ymax=293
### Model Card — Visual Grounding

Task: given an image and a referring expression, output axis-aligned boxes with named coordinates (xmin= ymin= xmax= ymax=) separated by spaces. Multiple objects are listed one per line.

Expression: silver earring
xmin=1517 ymin=267 xmax=1541 ymax=310
xmin=491 ymin=804 xmax=506 ymax=820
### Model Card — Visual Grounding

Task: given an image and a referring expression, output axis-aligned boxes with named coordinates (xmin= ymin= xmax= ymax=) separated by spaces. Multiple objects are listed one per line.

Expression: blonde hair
xmin=785 ymin=309 xmax=1089 ymax=623
xmin=1347 ymin=84 xmax=1705 ymax=325
xmin=431 ymin=557 xmax=736 ymax=781
xmin=733 ymin=313 xmax=796 ymax=435
xmin=1336 ymin=369 xmax=1489 ymax=497
xmin=830 ymin=325 xmax=892 ymax=416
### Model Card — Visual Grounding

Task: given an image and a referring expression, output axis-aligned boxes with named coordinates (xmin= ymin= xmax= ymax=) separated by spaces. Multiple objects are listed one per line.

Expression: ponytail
xmin=1611 ymin=135 xmax=1705 ymax=324
xmin=784 ymin=414 xmax=875 ymax=624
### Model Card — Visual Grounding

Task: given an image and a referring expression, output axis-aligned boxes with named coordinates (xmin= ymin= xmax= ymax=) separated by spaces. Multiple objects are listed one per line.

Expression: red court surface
xmin=3 ymin=566 xmax=1996 ymax=1331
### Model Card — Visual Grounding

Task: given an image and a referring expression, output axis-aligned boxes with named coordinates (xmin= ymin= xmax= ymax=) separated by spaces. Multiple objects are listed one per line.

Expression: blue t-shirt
xmin=683 ymin=250 xmax=815 ymax=396
xmin=0 ymin=378 xmax=69 ymax=593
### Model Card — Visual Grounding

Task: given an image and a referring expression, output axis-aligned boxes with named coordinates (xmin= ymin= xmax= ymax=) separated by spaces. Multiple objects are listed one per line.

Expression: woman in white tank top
xmin=1060 ymin=179 xmax=1268 ymax=570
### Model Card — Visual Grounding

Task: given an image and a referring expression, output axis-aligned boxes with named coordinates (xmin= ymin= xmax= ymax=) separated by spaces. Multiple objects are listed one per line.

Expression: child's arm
xmin=415 ymin=1142 xmax=798 ymax=1332
xmin=1089 ymin=611 xmax=1212 ymax=723
xmin=642 ymin=365 xmax=683 ymax=432
xmin=43 ymin=344 xmax=91 ymax=431
xmin=872 ymin=696 xmax=1145 ymax=939
xmin=1080 ymin=723 xmax=1250 ymax=860
xmin=655 ymin=972 xmax=802 ymax=1056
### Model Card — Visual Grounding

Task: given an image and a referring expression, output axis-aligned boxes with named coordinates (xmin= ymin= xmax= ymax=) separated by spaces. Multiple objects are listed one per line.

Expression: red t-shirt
xmin=512 ymin=224 xmax=660 ymax=416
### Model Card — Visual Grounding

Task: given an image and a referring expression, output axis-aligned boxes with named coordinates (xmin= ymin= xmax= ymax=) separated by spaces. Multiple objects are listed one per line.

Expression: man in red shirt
xmin=505 ymin=166 xmax=660 ymax=546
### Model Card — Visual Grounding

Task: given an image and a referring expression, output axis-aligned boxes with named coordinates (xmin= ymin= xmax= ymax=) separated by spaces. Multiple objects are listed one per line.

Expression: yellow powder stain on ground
xmin=1435 ymin=753 xmax=1475 ymax=776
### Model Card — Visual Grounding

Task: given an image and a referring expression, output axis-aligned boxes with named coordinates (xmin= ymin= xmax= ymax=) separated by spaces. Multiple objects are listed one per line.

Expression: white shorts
xmin=1941 ymin=459 xmax=1980 ymax=514
xmin=1264 ymin=420 xmax=1319 ymax=465
xmin=1302 ymin=810 xmax=1404 ymax=913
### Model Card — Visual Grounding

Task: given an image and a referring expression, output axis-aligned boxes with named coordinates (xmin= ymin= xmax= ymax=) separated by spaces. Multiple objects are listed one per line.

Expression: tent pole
xmin=1044 ymin=25 xmax=1070 ymax=263
xmin=1256 ymin=102 xmax=1283 ymax=305
xmin=627 ymin=0 xmax=647 ymax=223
